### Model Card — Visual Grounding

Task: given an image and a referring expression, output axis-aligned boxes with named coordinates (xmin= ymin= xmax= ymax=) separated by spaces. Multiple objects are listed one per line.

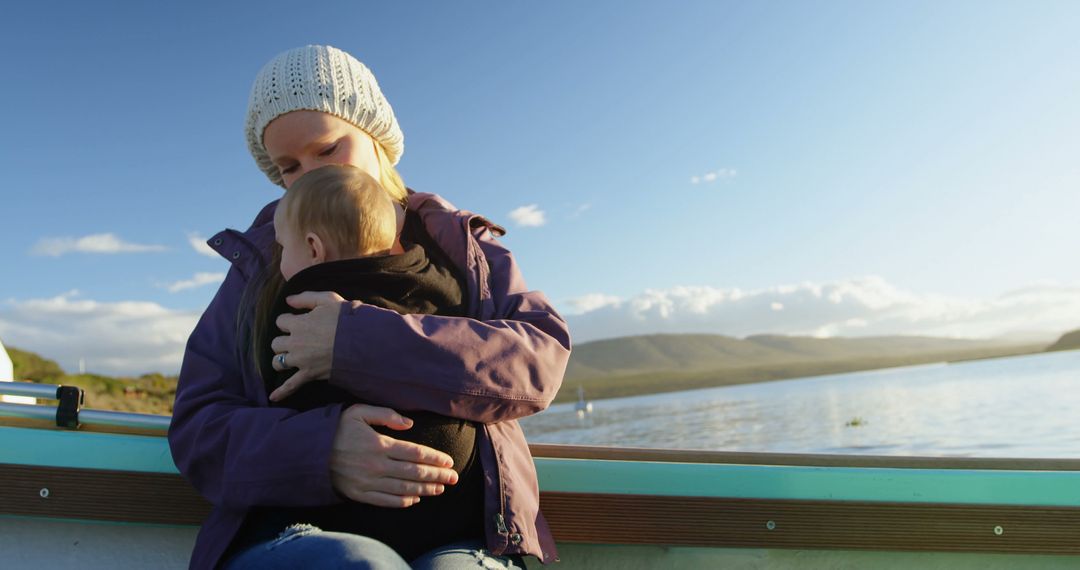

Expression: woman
xmin=168 ymin=45 xmax=570 ymax=569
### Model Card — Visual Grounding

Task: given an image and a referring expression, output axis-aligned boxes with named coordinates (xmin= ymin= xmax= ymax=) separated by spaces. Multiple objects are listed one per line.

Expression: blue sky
xmin=2 ymin=1 xmax=1080 ymax=374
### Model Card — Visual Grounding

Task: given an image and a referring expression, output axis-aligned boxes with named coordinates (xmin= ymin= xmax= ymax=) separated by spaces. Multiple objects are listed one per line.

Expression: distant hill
xmin=3 ymin=345 xmax=176 ymax=414
xmin=566 ymin=333 xmax=1022 ymax=381
xmin=2 ymin=334 xmax=1050 ymax=413
xmin=560 ymin=333 xmax=1043 ymax=403
xmin=6 ymin=346 xmax=65 ymax=382
xmin=1046 ymin=329 xmax=1080 ymax=352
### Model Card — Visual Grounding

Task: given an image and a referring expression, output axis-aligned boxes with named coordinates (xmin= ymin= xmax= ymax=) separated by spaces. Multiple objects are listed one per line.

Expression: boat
xmin=3 ymin=380 xmax=1080 ymax=569
xmin=574 ymin=385 xmax=593 ymax=416
xmin=0 ymin=338 xmax=35 ymax=405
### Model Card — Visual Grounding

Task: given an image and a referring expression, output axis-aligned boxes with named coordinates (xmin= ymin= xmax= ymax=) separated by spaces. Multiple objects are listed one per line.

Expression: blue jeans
xmin=223 ymin=524 xmax=527 ymax=569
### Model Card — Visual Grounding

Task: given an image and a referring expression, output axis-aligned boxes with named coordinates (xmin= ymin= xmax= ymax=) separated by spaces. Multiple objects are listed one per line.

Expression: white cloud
xmin=0 ymin=292 xmax=200 ymax=376
xmin=188 ymin=232 xmax=220 ymax=258
xmin=690 ymin=168 xmax=737 ymax=184
xmin=563 ymin=293 xmax=623 ymax=315
xmin=31 ymin=233 xmax=167 ymax=256
xmin=6 ymin=277 xmax=1077 ymax=376
xmin=565 ymin=277 xmax=1080 ymax=343
xmin=164 ymin=272 xmax=226 ymax=293
xmin=509 ymin=204 xmax=547 ymax=228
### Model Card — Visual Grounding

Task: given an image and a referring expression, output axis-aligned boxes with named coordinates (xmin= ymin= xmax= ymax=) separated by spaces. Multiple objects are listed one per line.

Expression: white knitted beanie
xmin=245 ymin=45 xmax=404 ymax=187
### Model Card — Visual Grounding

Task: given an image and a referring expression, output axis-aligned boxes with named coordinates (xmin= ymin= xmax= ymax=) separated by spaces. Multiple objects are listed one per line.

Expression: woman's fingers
xmin=345 ymin=403 xmax=414 ymax=431
xmin=385 ymin=479 xmax=445 ymax=497
xmin=274 ymin=313 xmax=295 ymax=334
xmin=330 ymin=405 xmax=460 ymax=507
xmin=384 ymin=438 xmax=455 ymax=471
xmin=348 ymin=406 xmax=457 ymax=479
xmin=270 ymin=334 xmax=290 ymax=355
xmin=392 ymin=460 xmax=459 ymax=486
xmin=270 ymin=300 xmax=339 ymax=381
xmin=270 ymin=350 xmax=293 ymax=372
xmin=337 ymin=473 xmax=449 ymax=506
xmin=285 ymin=290 xmax=345 ymax=310
xmin=268 ymin=370 xmax=312 ymax=402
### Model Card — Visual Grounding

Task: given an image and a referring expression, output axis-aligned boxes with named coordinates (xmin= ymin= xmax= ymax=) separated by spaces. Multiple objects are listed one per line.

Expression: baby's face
xmin=273 ymin=203 xmax=313 ymax=281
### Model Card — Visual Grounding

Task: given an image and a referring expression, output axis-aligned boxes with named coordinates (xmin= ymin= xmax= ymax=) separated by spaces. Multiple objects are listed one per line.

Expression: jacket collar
xmin=206 ymin=199 xmax=279 ymax=272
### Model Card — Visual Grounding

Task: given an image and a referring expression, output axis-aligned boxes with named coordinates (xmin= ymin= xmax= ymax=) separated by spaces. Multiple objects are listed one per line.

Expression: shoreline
xmin=553 ymin=343 xmax=1052 ymax=405
xmin=10 ymin=344 xmax=1069 ymax=414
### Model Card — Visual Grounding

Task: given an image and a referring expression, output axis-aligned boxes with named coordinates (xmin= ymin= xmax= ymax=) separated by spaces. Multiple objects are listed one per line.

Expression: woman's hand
xmin=269 ymin=291 xmax=347 ymax=402
xmin=330 ymin=403 xmax=459 ymax=507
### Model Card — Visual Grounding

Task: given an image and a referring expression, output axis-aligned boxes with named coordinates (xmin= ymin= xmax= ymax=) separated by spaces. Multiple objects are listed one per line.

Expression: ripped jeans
xmin=223 ymin=523 xmax=528 ymax=570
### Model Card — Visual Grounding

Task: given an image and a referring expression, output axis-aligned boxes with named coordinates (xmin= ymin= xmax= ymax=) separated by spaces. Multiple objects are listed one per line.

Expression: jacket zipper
xmin=494 ymin=512 xmax=508 ymax=534
xmin=489 ymin=425 xmax=510 ymax=552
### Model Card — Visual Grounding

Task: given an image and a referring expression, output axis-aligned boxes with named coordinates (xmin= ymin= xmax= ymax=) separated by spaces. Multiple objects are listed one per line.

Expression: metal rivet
xmin=39 ymin=488 xmax=49 ymax=499
xmin=510 ymin=532 xmax=522 ymax=544
xmin=766 ymin=520 xmax=776 ymax=530
xmin=994 ymin=525 xmax=1004 ymax=536
xmin=232 ymin=251 xmax=241 ymax=259
xmin=212 ymin=238 xmax=223 ymax=246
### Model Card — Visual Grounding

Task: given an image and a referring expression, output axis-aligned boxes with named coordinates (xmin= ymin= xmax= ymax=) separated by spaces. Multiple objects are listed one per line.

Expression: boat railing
xmin=0 ymin=380 xmax=170 ymax=434
xmin=528 ymin=443 xmax=1080 ymax=470
xmin=5 ymin=377 xmax=1080 ymax=469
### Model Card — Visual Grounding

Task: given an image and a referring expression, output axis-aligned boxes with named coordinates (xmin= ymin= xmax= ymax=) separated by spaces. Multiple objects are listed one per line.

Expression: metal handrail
xmin=0 ymin=381 xmax=68 ymax=400
xmin=0 ymin=380 xmax=171 ymax=432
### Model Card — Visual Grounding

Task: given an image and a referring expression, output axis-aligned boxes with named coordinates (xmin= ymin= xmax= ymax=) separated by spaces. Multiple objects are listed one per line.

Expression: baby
xmin=273 ymin=163 xmax=398 ymax=281
xmin=260 ymin=163 xmax=466 ymax=396
xmin=243 ymin=164 xmax=481 ymax=561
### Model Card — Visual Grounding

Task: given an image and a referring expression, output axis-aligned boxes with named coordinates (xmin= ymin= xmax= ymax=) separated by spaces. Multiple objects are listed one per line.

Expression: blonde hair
xmin=374 ymin=141 xmax=408 ymax=206
xmin=281 ymin=164 xmax=398 ymax=257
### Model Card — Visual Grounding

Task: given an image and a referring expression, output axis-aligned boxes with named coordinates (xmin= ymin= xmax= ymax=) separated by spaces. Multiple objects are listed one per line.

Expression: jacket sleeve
xmin=168 ymin=266 xmax=344 ymax=510
xmin=329 ymin=223 xmax=571 ymax=423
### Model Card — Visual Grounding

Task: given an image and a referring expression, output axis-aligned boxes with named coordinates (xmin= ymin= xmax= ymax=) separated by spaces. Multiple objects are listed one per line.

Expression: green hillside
xmin=4 ymin=346 xmax=177 ymax=414
xmin=559 ymin=333 xmax=1044 ymax=403
xmin=2 ymin=333 xmax=1052 ymax=413
xmin=7 ymin=346 xmax=65 ymax=382
xmin=564 ymin=334 xmax=787 ymax=378
xmin=1046 ymin=329 xmax=1080 ymax=352
xmin=566 ymin=333 xmax=1023 ymax=381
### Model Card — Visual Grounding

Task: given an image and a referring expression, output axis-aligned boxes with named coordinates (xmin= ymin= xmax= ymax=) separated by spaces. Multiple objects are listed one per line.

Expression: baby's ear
xmin=306 ymin=232 xmax=327 ymax=264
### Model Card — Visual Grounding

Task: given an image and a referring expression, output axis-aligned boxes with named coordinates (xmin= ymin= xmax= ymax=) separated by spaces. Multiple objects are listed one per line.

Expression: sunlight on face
xmin=263 ymin=110 xmax=381 ymax=189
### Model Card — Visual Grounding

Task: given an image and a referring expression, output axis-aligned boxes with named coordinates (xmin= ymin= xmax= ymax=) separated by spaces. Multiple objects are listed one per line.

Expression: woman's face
xmin=263 ymin=110 xmax=381 ymax=189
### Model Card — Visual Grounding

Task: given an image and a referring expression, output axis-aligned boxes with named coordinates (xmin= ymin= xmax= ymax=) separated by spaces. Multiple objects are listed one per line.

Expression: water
xmin=519 ymin=350 xmax=1080 ymax=457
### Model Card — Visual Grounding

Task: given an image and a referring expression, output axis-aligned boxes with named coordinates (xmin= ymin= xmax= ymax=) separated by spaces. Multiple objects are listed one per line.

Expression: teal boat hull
xmin=4 ymin=426 xmax=1080 ymax=569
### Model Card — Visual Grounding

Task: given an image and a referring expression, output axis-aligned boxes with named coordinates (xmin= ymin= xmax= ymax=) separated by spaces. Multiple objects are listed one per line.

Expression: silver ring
xmin=277 ymin=353 xmax=287 ymax=368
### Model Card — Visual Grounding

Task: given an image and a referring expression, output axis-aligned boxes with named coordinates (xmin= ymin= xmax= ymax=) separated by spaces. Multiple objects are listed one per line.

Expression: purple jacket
xmin=168 ymin=192 xmax=570 ymax=569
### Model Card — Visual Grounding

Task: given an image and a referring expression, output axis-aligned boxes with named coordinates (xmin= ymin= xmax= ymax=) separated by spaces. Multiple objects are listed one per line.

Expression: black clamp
xmin=55 ymin=385 xmax=84 ymax=429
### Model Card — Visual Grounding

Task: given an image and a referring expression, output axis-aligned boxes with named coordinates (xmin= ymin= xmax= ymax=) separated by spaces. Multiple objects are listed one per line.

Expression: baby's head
xmin=273 ymin=164 xmax=398 ymax=281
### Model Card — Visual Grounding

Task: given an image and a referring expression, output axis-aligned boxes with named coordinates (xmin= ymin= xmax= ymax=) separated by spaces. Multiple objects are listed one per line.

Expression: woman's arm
xmin=168 ymin=267 xmax=457 ymax=509
xmin=168 ymin=268 xmax=344 ymax=509
xmin=271 ymin=219 xmax=571 ymax=423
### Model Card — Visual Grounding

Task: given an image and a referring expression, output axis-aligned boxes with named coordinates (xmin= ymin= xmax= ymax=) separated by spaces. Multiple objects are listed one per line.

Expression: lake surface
xmin=519 ymin=350 xmax=1080 ymax=457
